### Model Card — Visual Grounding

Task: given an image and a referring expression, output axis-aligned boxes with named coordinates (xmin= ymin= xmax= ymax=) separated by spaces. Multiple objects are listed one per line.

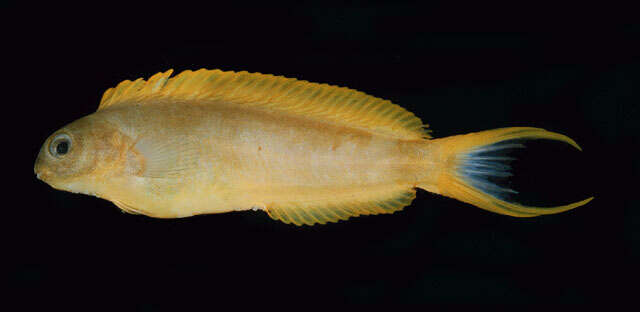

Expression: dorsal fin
xmin=98 ymin=69 xmax=431 ymax=140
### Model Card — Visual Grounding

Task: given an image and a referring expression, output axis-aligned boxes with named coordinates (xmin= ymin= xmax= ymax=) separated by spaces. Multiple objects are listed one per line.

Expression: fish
xmin=34 ymin=69 xmax=593 ymax=226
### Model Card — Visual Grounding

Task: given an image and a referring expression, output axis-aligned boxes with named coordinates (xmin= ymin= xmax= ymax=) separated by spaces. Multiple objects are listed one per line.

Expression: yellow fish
xmin=34 ymin=69 xmax=593 ymax=226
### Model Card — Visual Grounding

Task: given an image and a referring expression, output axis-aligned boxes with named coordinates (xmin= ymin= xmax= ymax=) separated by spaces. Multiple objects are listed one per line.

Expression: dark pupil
xmin=56 ymin=141 xmax=69 ymax=155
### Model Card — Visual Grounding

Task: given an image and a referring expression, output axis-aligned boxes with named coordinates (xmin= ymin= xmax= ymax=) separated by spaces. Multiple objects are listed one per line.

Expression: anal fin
xmin=265 ymin=187 xmax=417 ymax=226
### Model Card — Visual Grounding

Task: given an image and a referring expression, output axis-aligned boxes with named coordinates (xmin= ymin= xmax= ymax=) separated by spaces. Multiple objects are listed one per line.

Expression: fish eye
xmin=49 ymin=133 xmax=72 ymax=158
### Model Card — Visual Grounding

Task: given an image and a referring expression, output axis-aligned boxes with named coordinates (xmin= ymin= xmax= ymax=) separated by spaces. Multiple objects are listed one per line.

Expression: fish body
xmin=35 ymin=69 xmax=592 ymax=225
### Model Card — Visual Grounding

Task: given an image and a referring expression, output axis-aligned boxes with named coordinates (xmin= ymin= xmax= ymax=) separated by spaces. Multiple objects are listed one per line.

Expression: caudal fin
xmin=424 ymin=127 xmax=593 ymax=217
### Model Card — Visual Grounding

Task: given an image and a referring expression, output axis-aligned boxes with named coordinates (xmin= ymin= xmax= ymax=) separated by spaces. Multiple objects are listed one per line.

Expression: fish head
xmin=34 ymin=114 xmax=128 ymax=197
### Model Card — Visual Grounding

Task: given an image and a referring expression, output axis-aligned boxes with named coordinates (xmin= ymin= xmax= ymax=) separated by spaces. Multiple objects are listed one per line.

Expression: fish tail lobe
xmin=418 ymin=127 xmax=593 ymax=217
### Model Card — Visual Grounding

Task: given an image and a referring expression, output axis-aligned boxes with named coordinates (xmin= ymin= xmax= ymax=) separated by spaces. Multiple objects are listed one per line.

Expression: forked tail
xmin=423 ymin=127 xmax=593 ymax=217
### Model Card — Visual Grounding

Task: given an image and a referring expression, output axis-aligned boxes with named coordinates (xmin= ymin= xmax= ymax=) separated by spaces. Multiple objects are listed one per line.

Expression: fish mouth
xmin=34 ymin=162 xmax=48 ymax=182
xmin=34 ymin=170 xmax=69 ymax=193
xmin=34 ymin=169 xmax=52 ymax=185
xmin=34 ymin=166 xmax=44 ymax=181
xmin=34 ymin=151 xmax=46 ymax=181
xmin=34 ymin=162 xmax=55 ymax=186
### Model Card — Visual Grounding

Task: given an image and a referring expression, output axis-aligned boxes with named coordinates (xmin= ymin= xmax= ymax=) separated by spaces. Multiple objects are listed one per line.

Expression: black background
xmin=5 ymin=1 xmax=637 ymax=307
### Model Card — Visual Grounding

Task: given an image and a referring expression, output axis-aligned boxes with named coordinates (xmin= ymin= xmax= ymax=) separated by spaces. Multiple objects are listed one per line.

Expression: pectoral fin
xmin=112 ymin=199 xmax=143 ymax=215
xmin=132 ymin=135 xmax=202 ymax=179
